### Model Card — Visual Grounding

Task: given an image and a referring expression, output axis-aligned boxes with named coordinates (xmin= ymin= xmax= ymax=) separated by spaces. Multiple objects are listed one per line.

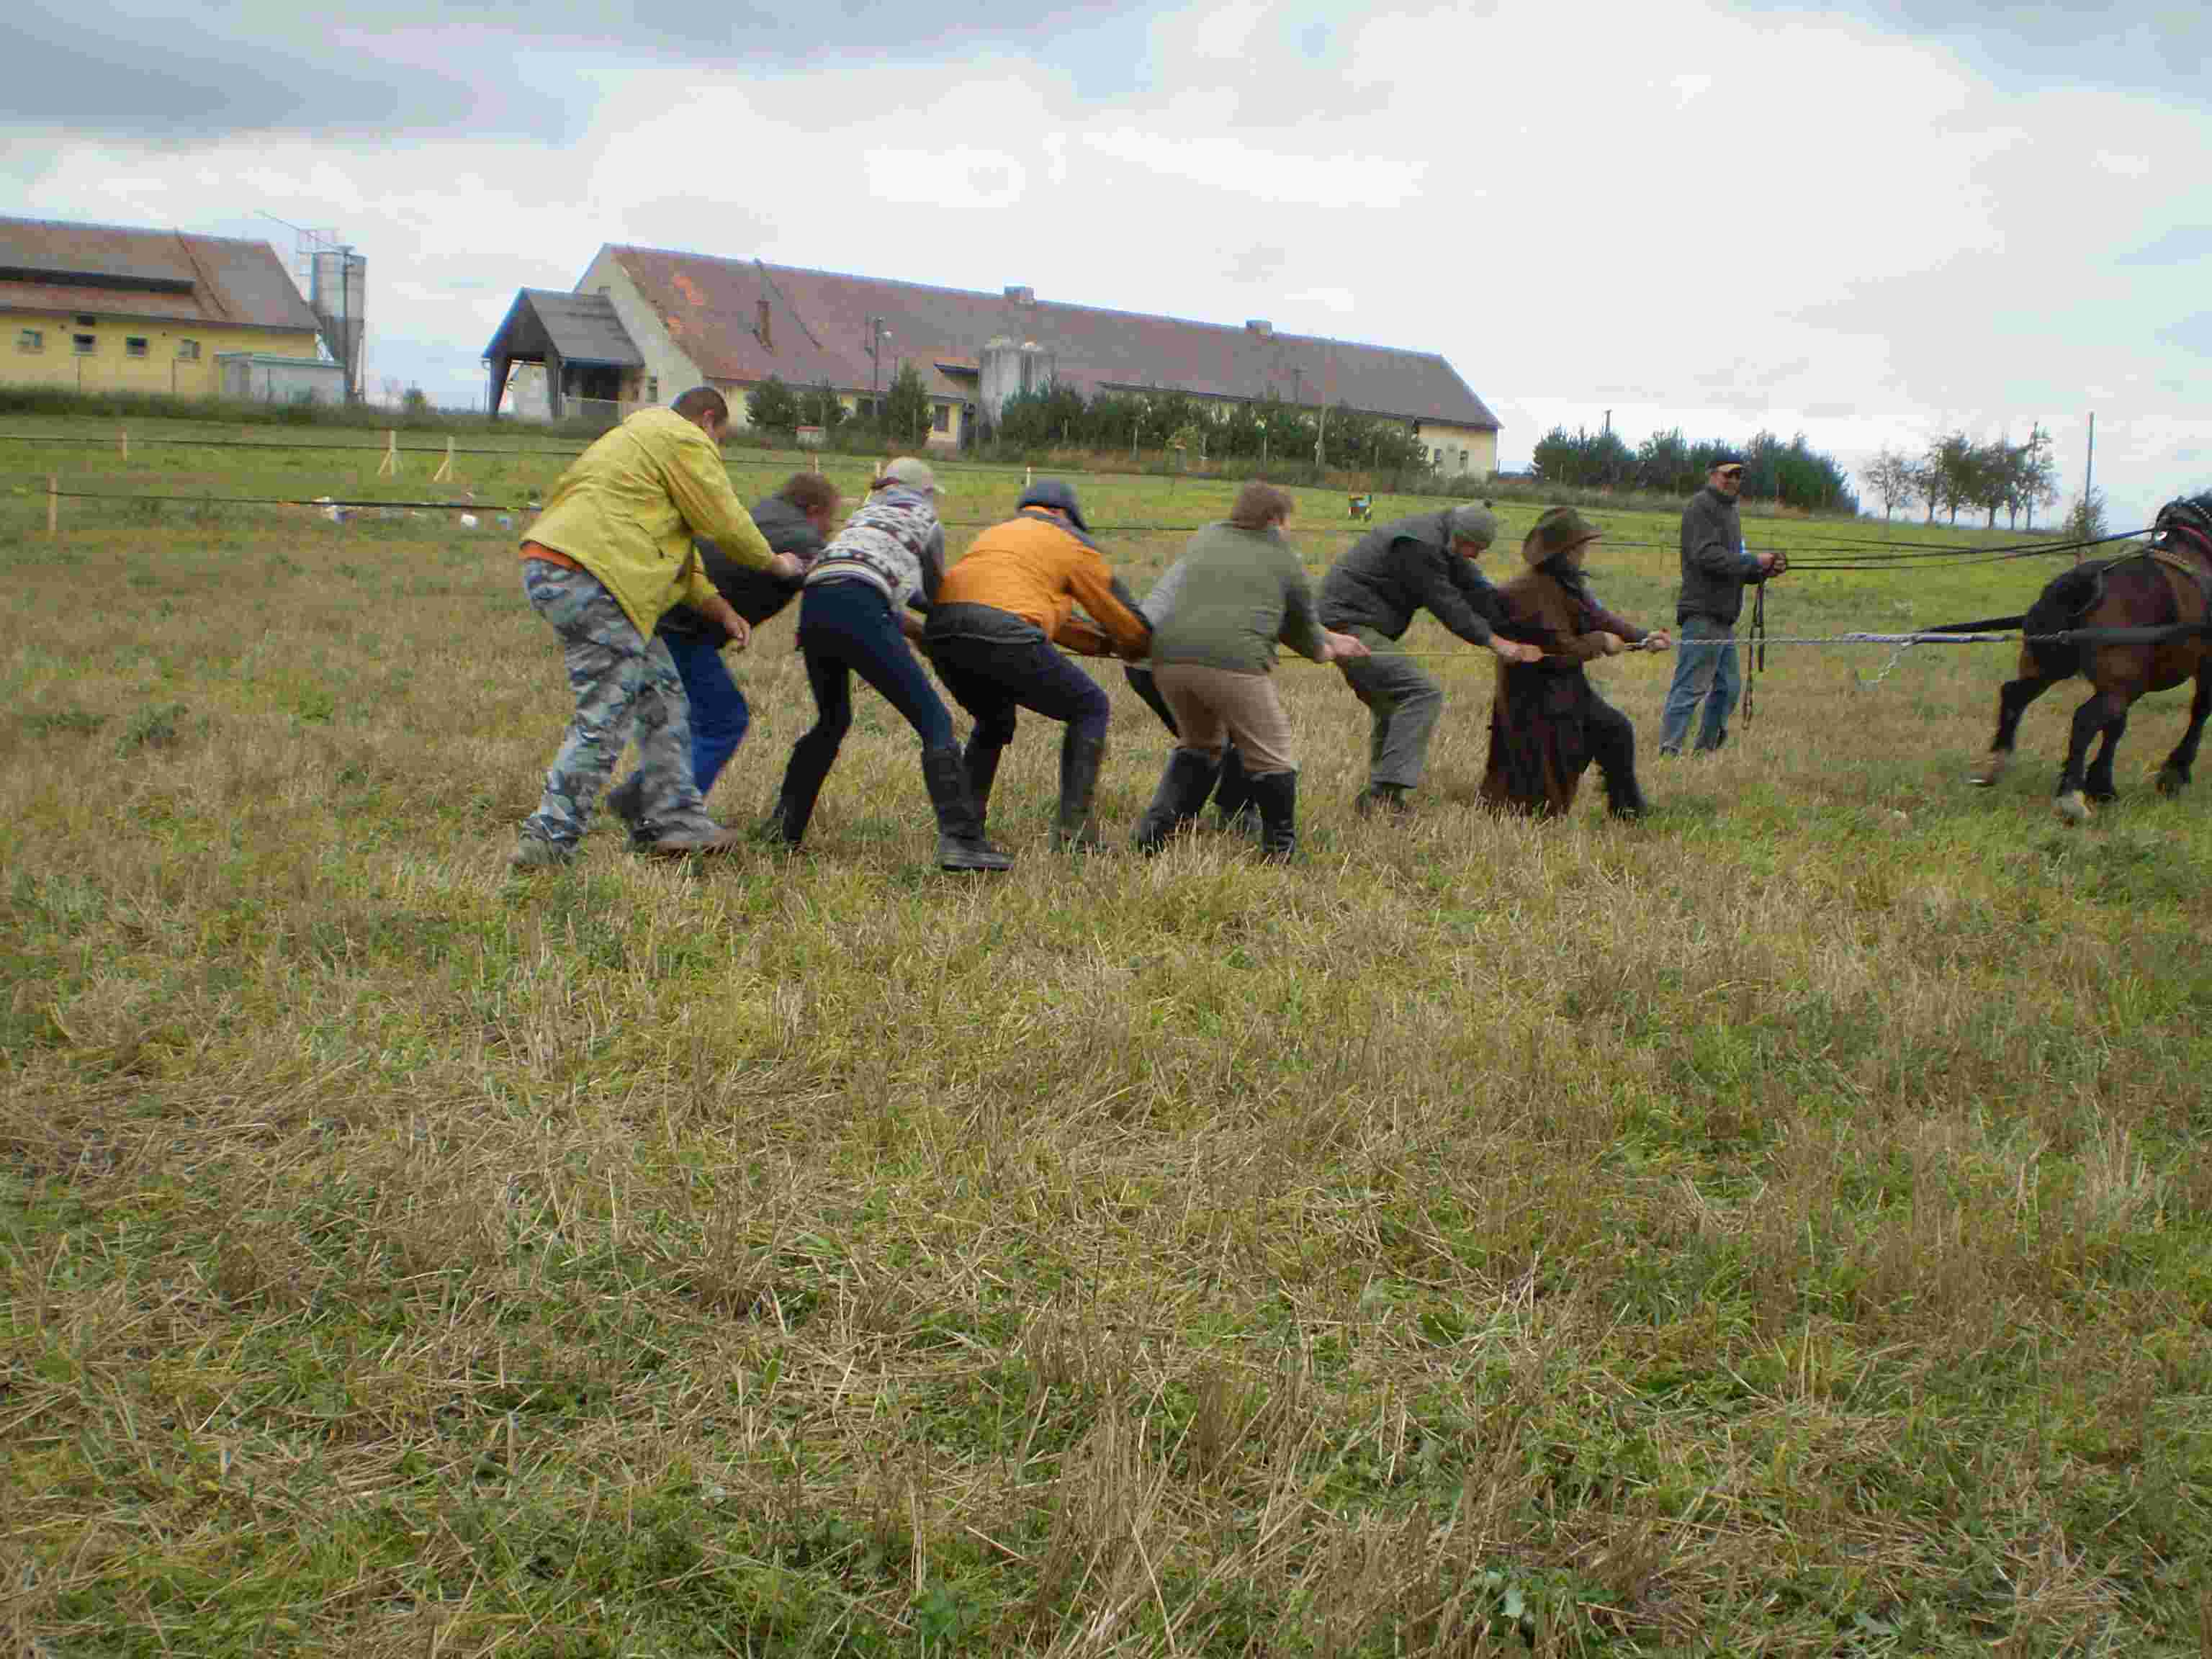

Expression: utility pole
xmin=2083 ymin=410 xmax=2095 ymax=504
xmin=865 ymin=317 xmax=891 ymax=415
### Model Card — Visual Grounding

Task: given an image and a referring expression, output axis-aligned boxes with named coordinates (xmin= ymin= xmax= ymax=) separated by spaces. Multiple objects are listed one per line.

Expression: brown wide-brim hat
xmin=1523 ymin=506 xmax=1603 ymax=568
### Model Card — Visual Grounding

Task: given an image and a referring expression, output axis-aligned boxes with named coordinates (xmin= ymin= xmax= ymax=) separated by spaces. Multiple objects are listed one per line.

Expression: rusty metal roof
xmin=0 ymin=215 xmax=320 ymax=333
xmin=606 ymin=246 xmax=1499 ymax=428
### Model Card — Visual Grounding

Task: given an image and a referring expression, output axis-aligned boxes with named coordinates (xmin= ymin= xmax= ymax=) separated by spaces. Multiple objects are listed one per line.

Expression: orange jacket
xmin=936 ymin=510 xmax=1151 ymax=657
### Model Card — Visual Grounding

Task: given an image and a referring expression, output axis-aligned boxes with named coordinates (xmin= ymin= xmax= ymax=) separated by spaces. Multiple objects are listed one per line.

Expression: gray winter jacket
xmin=1317 ymin=511 xmax=1502 ymax=645
xmin=1676 ymin=486 xmax=1766 ymax=625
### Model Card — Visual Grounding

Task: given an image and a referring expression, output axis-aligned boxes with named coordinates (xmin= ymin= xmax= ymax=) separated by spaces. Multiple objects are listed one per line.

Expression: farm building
xmin=483 ymin=248 xmax=1501 ymax=476
xmin=0 ymin=215 xmax=328 ymax=400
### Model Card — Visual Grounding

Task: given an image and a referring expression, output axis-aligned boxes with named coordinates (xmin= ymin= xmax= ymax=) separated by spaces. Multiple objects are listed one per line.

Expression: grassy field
xmin=4 ymin=418 xmax=2209 ymax=1657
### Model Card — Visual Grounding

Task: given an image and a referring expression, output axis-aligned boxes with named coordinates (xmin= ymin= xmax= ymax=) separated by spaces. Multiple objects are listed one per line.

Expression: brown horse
xmin=1969 ymin=493 xmax=2212 ymax=822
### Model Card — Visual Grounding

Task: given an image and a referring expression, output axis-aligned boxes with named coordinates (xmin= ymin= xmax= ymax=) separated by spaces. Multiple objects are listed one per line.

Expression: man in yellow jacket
xmin=511 ymin=387 xmax=803 ymax=869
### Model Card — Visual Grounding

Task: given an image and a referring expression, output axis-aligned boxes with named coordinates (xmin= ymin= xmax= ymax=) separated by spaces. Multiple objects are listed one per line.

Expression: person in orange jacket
xmin=923 ymin=480 xmax=1152 ymax=850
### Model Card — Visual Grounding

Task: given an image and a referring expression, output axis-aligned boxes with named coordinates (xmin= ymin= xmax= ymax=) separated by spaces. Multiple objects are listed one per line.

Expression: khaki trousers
xmin=1154 ymin=662 xmax=1298 ymax=776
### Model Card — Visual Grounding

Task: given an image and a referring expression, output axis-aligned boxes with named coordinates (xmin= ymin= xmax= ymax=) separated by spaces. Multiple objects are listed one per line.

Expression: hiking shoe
xmin=508 ymin=834 xmax=572 ymax=872
xmin=639 ymin=829 xmax=746 ymax=860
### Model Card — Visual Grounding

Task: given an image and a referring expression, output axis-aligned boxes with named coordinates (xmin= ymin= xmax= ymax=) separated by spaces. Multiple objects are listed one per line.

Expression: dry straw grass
xmin=3 ymin=440 xmax=2209 ymax=1655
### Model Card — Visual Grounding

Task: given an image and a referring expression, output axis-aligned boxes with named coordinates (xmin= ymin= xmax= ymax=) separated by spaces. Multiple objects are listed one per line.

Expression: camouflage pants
xmin=519 ymin=561 xmax=720 ymax=851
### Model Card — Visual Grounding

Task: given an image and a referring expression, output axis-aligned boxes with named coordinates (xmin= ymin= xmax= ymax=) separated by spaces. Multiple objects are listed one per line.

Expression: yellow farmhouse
xmin=1 ymin=216 xmax=327 ymax=400
xmin=485 ymin=248 xmax=1500 ymax=478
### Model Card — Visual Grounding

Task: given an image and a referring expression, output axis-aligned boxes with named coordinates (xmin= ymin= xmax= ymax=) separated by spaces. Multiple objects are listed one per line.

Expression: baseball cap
xmin=1017 ymin=477 xmax=1090 ymax=532
xmin=1710 ymin=450 xmax=1747 ymax=473
xmin=1446 ymin=503 xmax=1499 ymax=547
xmin=876 ymin=456 xmax=939 ymax=493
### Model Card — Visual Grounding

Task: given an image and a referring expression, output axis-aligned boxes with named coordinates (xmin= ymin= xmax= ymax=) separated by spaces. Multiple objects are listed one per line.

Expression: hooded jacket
xmin=1676 ymin=485 xmax=1766 ymax=625
xmin=521 ymin=407 xmax=776 ymax=638
xmin=1317 ymin=511 xmax=1502 ymax=645
xmin=660 ymin=493 xmax=826 ymax=639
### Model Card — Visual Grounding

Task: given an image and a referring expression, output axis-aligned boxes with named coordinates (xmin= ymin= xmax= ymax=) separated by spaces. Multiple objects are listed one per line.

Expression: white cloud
xmin=7 ymin=0 xmax=2209 ymax=526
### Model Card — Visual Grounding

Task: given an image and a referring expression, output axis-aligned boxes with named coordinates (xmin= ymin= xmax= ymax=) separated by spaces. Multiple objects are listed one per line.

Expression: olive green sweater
xmin=1143 ymin=521 xmax=1330 ymax=674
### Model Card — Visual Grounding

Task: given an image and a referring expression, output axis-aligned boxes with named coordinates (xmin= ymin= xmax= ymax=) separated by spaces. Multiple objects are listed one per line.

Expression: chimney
xmin=756 ymin=297 xmax=772 ymax=348
xmin=1245 ymin=319 xmax=1274 ymax=338
xmin=1004 ymin=284 xmax=1035 ymax=305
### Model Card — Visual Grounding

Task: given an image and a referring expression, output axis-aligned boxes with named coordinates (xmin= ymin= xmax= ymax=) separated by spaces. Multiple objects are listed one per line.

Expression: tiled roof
xmin=483 ymin=289 xmax=644 ymax=367
xmin=606 ymin=246 xmax=1498 ymax=429
xmin=0 ymin=215 xmax=320 ymax=333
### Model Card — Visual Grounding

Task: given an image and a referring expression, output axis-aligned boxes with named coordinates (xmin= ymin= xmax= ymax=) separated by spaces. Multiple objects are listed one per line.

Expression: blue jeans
xmin=662 ymin=628 xmax=751 ymax=795
xmin=778 ymin=580 xmax=956 ymax=815
xmin=1658 ymin=615 xmax=1741 ymax=753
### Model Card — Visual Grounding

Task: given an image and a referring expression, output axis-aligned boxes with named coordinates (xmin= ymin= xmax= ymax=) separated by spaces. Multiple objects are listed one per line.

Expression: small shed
xmin=484 ymin=289 xmax=644 ymax=422
xmin=217 ymin=353 xmax=347 ymax=406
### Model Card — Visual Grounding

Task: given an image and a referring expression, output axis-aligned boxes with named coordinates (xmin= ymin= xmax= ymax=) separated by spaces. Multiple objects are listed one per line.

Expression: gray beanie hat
xmin=1017 ymin=477 xmax=1090 ymax=533
xmin=1446 ymin=503 xmax=1499 ymax=547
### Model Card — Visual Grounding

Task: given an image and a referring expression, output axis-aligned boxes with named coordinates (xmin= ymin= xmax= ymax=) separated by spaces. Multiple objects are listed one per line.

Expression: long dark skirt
xmin=1480 ymin=663 xmax=1602 ymax=815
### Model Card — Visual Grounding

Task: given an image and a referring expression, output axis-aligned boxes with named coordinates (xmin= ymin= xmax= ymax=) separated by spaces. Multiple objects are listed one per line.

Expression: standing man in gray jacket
xmin=1658 ymin=452 xmax=1786 ymax=755
xmin=1318 ymin=503 xmax=1542 ymax=816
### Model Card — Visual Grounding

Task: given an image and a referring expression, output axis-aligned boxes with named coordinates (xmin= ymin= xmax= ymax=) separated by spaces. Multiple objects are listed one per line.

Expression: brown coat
xmin=1479 ymin=567 xmax=1648 ymax=814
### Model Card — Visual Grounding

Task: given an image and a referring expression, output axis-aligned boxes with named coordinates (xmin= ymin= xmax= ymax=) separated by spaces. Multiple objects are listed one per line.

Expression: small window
xmin=125 ymin=336 xmax=148 ymax=359
xmin=646 ymin=375 xmax=658 ymax=402
xmin=73 ymin=313 xmax=96 ymax=327
xmin=1459 ymin=449 xmax=1470 ymax=469
xmin=15 ymin=328 xmax=42 ymax=354
xmin=73 ymin=333 xmax=96 ymax=356
xmin=931 ymin=403 xmax=950 ymax=433
xmin=177 ymin=338 xmax=200 ymax=361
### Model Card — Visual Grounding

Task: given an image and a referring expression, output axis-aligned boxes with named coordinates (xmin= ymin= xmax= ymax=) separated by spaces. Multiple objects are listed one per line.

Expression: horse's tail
xmin=2021 ymin=564 xmax=2103 ymax=680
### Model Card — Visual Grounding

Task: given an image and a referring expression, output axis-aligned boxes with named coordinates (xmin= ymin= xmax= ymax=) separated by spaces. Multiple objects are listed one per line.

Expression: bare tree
xmin=1861 ymin=448 xmax=1917 ymax=520
xmin=2007 ymin=426 xmax=2061 ymax=531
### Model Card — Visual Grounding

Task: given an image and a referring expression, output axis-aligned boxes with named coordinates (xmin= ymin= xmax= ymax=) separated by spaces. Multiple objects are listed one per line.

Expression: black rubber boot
xmin=754 ymin=751 xmax=831 ymax=848
xmin=1249 ymin=770 xmax=1299 ymax=861
xmin=606 ymin=770 xmax=652 ymax=850
xmin=1603 ymin=764 xmax=1648 ymax=821
xmin=963 ymin=735 xmax=1005 ymax=832
xmin=1133 ymin=750 xmax=1220 ymax=854
xmin=1050 ymin=730 xmax=1107 ymax=851
xmin=1212 ymin=745 xmax=1259 ymax=837
xmin=923 ymin=746 xmax=1012 ymax=871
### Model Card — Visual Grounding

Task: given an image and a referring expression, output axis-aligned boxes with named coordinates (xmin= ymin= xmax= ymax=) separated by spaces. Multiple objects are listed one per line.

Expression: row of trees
xmin=1529 ymin=425 xmax=1859 ymax=513
xmin=745 ymin=369 xmax=1436 ymax=471
xmin=1857 ymin=429 xmax=2061 ymax=529
xmin=991 ymin=384 xmax=1430 ymax=469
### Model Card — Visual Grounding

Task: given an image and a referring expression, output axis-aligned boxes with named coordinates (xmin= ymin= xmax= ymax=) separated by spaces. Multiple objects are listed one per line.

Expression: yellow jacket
xmin=935 ymin=510 xmax=1151 ymax=657
xmin=521 ymin=408 xmax=775 ymax=638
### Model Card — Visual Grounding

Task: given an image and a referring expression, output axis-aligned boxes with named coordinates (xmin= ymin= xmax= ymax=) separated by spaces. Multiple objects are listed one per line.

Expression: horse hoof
xmin=2053 ymin=791 xmax=2092 ymax=825
xmin=1966 ymin=751 xmax=2010 ymax=786
xmin=2157 ymin=766 xmax=2188 ymax=797
xmin=2086 ymin=787 xmax=2118 ymax=805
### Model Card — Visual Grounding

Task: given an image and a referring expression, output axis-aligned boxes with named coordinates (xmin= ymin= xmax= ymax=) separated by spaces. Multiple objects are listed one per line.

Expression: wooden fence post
xmin=377 ymin=430 xmax=399 ymax=478
xmin=120 ymin=426 xmax=129 ymax=462
xmin=433 ymin=435 xmax=454 ymax=482
xmin=48 ymin=474 xmax=58 ymax=538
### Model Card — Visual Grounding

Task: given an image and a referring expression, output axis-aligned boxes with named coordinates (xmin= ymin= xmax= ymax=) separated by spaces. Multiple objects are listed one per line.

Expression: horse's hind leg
xmin=2157 ymin=665 xmax=2212 ymax=796
xmin=2054 ymin=687 xmax=2129 ymax=823
xmin=1969 ymin=671 xmax=2059 ymax=785
xmin=2085 ymin=709 xmax=2130 ymax=802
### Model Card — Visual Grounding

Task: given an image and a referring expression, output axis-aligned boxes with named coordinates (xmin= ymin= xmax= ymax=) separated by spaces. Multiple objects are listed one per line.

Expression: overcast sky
xmin=6 ymin=0 xmax=2208 ymax=528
